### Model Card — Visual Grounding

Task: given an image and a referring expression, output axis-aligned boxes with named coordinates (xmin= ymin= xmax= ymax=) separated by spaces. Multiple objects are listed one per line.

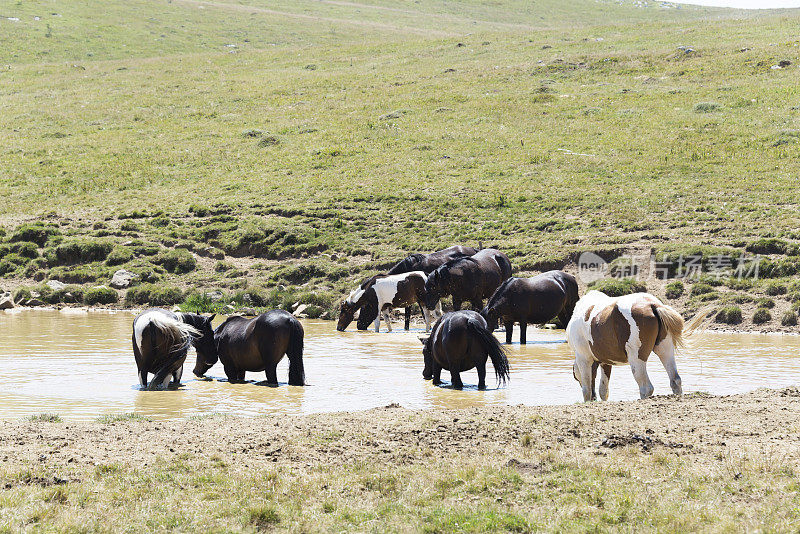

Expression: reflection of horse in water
xmin=567 ymin=291 xmax=708 ymax=401
xmin=195 ymin=310 xmax=305 ymax=386
xmin=132 ymin=309 xmax=216 ymax=390
xmin=420 ymin=310 xmax=510 ymax=390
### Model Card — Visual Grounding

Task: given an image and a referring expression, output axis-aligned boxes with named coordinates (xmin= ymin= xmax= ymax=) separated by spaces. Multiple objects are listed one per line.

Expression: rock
xmin=27 ymin=299 xmax=45 ymax=307
xmin=239 ymin=307 xmax=257 ymax=316
xmin=292 ymin=304 xmax=308 ymax=317
xmin=110 ymin=269 xmax=137 ymax=289
xmin=0 ymin=293 xmax=14 ymax=310
xmin=207 ymin=290 xmax=225 ymax=302
xmin=46 ymin=280 xmax=66 ymax=291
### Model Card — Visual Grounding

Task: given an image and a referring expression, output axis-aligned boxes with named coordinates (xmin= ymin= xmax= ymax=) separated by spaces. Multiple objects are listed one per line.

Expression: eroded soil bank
xmin=2 ymin=388 xmax=799 ymax=531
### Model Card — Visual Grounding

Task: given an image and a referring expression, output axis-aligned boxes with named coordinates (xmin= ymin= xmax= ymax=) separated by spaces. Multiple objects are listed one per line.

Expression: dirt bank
xmin=2 ymin=388 xmax=800 ymax=531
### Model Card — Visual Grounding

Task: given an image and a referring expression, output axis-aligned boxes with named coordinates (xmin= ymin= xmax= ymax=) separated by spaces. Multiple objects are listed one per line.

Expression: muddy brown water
xmin=1 ymin=309 xmax=799 ymax=420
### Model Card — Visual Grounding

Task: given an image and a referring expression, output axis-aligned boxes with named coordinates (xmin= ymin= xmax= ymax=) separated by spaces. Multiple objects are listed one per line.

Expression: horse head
xmin=480 ymin=305 xmax=499 ymax=332
xmin=337 ymin=300 xmax=359 ymax=331
xmin=180 ymin=313 xmax=218 ymax=377
xmin=419 ymin=335 xmax=433 ymax=379
xmin=424 ymin=267 xmax=446 ymax=309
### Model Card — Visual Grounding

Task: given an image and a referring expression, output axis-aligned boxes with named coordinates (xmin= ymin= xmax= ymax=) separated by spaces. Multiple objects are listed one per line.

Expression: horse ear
xmin=207 ymin=314 xmax=216 ymax=323
xmin=418 ymin=336 xmax=429 ymax=345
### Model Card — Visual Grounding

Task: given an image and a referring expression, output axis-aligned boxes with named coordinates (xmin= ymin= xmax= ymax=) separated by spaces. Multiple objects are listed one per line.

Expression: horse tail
xmin=286 ymin=317 xmax=305 ymax=386
xmin=493 ymin=253 xmax=513 ymax=280
xmin=652 ymin=303 xmax=711 ymax=351
xmin=466 ymin=319 xmax=510 ymax=386
xmin=143 ymin=314 xmax=199 ymax=390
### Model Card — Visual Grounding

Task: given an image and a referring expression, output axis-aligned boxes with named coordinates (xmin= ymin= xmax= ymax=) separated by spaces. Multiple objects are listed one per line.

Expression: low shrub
xmin=105 ymin=246 xmax=134 ymax=266
xmin=0 ymin=241 xmax=39 ymax=260
xmin=664 ymin=280 xmax=684 ymax=299
xmin=84 ymin=286 xmax=119 ymax=305
xmin=781 ymin=311 xmax=798 ymax=327
xmin=746 ymin=238 xmax=788 ymax=255
xmin=9 ymin=223 xmax=60 ymax=246
xmin=755 ymin=297 xmax=775 ymax=309
xmin=690 ymin=282 xmax=715 ymax=296
xmin=126 ymin=284 xmax=184 ymax=306
xmin=47 ymin=264 xmax=105 ymax=284
xmin=715 ymin=306 xmax=742 ymax=324
xmin=763 ymin=281 xmax=787 ymax=296
xmin=753 ymin=308 xmax=772 ymax=324
xmin=587 ymin=278 xmax=646 ymax=297
xmin=155 ymin=249 xmax=196 ymax=274
xmin=0 ymin=253 xmax=31 ymax=276
xmin=55 ymin=239 xmax=113 ymax=264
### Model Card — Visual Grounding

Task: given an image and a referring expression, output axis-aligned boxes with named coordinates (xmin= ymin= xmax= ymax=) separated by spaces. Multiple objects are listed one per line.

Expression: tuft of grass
xmin=96 ymin=413 xmax=149 ymax=424
xmin=126 ymin=284 xmax=184 ymax=306
xmin=781 ymin=311 xmax=797 ymax=327
xmin=588 ymin=278 xmax=645 ymax=297
xmin=716 ymin=306 xmax=743 ymax=325
xmin=247 ymin=505 xmax=280 ymax=529
xmin=753 ymin=308 xmax=772 ymax=325
xmin=84 ymin=286 xmax=119 ymax=305
xmin=694 ymin=101 xmax=722 ymax=113
xmin=763 ymin=282 xmax=787 ymax=296
xmin=27 ymin=413 xmax=62 ymax=423
xmin=664 ymin=280 xmax=685 ymax=299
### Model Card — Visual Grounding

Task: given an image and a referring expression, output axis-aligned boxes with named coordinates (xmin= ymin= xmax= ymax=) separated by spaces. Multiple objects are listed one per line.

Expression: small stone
xmin=292 ymin=304 xmax=308 ymax=317
xmin=27 ymin=299 xmax=45 ymax=307
xmin=0 ymin=293 xmax=14 ymax=310
xmin=110 ymin=269 xmax=136 ymax=289
xmin=46 ymin=280 xmax=66 ymax=291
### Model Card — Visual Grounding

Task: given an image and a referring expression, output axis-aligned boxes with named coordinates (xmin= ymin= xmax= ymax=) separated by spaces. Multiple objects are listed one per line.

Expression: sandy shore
xmin=2 ymin=388 xmax=800 ymax=531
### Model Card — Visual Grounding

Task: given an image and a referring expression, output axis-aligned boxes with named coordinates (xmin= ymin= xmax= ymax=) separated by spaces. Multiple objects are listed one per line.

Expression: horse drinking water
xmin=567 ymin=290 xmax=708 ymax=401
xmin=132 ymin=309 xmax=216 ymax=390
xmin=195 ymin=310 xmax=305 ymax=386
xmin=420 ymin=310 xmax=510 ymax=390
xmin=481 ymin=270 xmax=579 ymax=344
xmin=337 ymin=271 xmax=434 ymax=332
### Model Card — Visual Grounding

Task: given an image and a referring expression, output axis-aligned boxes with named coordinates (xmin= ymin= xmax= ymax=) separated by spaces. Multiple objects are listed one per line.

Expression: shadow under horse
xmin=195 ymin=310 xmax=305 ymax=386
xmin=420 ymin=310 xmax=510 ymax=390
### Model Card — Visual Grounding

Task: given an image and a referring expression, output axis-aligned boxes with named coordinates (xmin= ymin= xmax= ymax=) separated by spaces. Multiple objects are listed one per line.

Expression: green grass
xmin=1 ymin=0 xmax=800 ymax=322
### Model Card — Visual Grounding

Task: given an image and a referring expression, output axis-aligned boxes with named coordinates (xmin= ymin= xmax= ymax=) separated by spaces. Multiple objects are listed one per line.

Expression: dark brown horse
xmin=481 ymin=270 xmax=579 ymax=344
xmin=196 ymin=310 xmax=305 ymax=386
xmin=420 ymin=311 xmax=510 ymax=390
xmin=337 ymin=271 xmax=433 ymax=332
xmin=132 ymin=309 xmax=216 ymax=390
xmin=423 ymin=248 xmax=512 ymax=312
xmin=387 ymin=245 xmax=478 ymax=275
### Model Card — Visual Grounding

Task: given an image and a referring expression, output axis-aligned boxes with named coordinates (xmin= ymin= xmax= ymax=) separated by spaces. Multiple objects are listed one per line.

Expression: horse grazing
xmin=567 ymin=290 xmax=708 ymax=401
xmin=387 ymin=245 xmax=478 ymax=275
xmin=132 ymin=309 xmax=216 ymax=390
xmin=481 ymin=270 xmax=579 ymax=344
xmin=337 ymin=271 xmax=433 ymax=332
xmin=424 ymin=248 xmax=512 ymax=312
xmin=197 ymin=310 xmax=305 ymax=386
xmin=420 ymin=310 xmax=510 ymax=390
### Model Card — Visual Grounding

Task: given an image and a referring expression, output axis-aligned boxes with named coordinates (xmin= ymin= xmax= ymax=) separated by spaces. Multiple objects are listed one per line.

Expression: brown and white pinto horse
xmin=567 ymin=290 xmax=707 ymax=401
xmin=337 ymin=271 xmax=434 ymax=332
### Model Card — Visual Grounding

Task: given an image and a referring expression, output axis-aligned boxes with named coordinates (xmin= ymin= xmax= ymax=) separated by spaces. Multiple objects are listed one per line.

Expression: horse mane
xmin=359 ymin=273 xmax=387 ymax=290
xmin=387 ymin=253 xmax=425 ymax=274
xmin=486 ymin=277 xmax=515 ymax=311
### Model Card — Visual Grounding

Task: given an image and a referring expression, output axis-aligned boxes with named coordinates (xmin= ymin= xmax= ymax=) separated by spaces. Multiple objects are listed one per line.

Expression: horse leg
xmin=138 ymin=369 xmax=148 ymax=389
xmin=452 ymin=299 xmax=462 ymax=311
xmin=404 ymin=307 xmax=411 ymax=331
xmin=598 ymin=364 xmax=612 ymax=401
xmin=504 ymin=321 xmax=513 ymax=344
xmin=373 ymin=312 xmax=381 ymax=333
xmin=654 ymin=338 xmax=682 ymax=395
xmin=519 ymin=321 xmax=528 ymax=345
xmin=450 ymin=370 xmax=463 ymax=390
xmin=590 ymin=361 xmax=599 ymax=401
xmin=629 ymin=357 xmax=654 ymax=399
xmin=171 ymin=365 xmax=183 ymax=386
xmin=383 ymin=311 xmax=393 ymax=332
xmin=435 ymin=301 xmax=443 ymax=319
xmin=476 ymin=359 xmax=487 ymax=390
xmin=265 ymin=363 xmax=278 ymax=385
xmin=574 ymin=352 xmax=595 ymax=402
xmin=223 ymin=362 xmax=239 ymax=383
xmin=432 ymin=361 xmax=442 ymax=386
xmin=420 ymin=305 xmax=432 ymax=333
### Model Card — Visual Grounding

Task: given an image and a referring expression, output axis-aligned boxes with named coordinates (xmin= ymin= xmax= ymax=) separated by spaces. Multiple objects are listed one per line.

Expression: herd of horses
xmin=132 ymin=245 xmax=706 ymax=401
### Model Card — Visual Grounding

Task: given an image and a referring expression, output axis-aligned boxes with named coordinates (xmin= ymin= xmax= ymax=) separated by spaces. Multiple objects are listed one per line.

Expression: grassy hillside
xmin=2 ymin=0 xmax=800 ymax=326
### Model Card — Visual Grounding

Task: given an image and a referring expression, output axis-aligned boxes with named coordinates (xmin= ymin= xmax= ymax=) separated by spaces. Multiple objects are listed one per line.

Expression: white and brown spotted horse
xmin=567 ymin=291 xmax=708 ymax=401
xmin=337 ymin=271 xmax=434 ymax=332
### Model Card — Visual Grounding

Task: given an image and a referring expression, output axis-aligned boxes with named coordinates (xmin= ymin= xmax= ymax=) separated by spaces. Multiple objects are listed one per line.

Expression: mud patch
xmin=599 ymin=433 xmax=693 ymax=453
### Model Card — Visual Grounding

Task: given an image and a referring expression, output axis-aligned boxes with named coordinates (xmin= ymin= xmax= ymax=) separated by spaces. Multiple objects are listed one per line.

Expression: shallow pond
xmin=1 ymin=309 xmax=799 ymax=420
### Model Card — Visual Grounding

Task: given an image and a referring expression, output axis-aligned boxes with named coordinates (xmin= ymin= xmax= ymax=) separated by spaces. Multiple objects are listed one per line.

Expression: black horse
xmin=387 ymin=245 xmax=478 ymax=275
xmin=420 ymin=310 xmax=510 ymax=390
xmin=481 ymin=270 xmax=579 ymax=344
xmin=424 ymin=248 xmax=512 ymax=312
xmin=195 ymin=310 xmax=305 ymax=386
xmin=132 ymin=309 xmax=216 ymax=390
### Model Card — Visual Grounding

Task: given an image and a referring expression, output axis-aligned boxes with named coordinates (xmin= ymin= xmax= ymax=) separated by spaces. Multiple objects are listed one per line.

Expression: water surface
xmin=1 ymin=309 xmax=799 ymax=420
